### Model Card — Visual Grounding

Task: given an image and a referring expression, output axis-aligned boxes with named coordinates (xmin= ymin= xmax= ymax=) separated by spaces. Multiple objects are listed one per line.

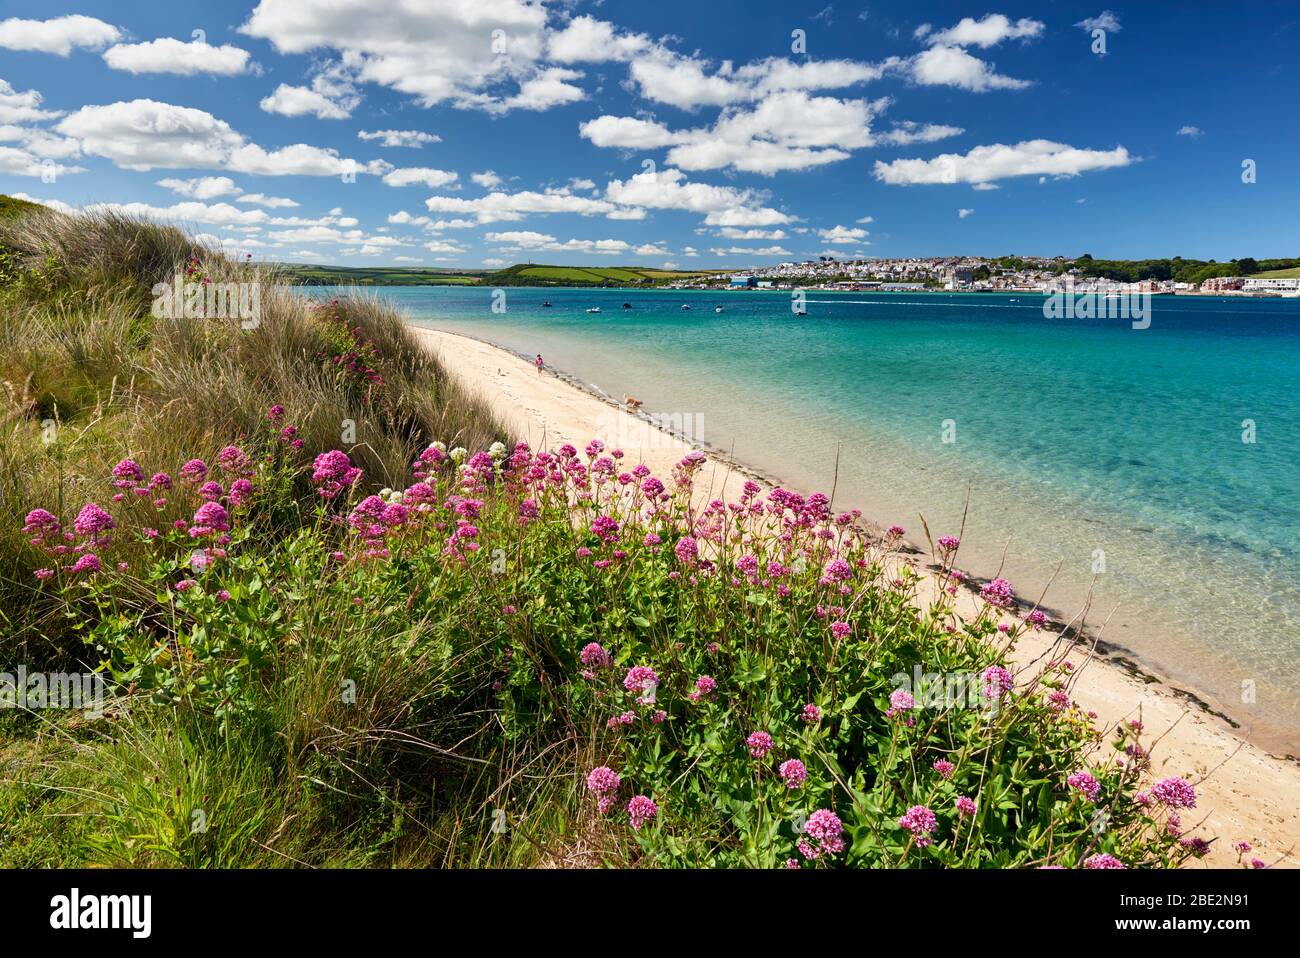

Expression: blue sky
xmin=1 ymin=1 xmax=1297 ymax=267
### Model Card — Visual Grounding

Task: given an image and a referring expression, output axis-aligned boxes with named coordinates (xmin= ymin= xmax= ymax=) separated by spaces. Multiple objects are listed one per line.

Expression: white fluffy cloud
xmin=874 ymin=140 xmax=1133 ymax=185
xmin=924 ymin=15 xmax=1044 ymax=48
xmin=0 ymin=80 xmax=61 ymax=124
xmin=818 ymin=225 xmax=868 ymax=244
xmin=424 ymin=188 xmax=625 ymax=224
xmin=905 ymin=45 xmax=1030 ymax=92
xmin=1176 ymin=125 xmax=1203 ymax=138
xmin=0 ymin=147 xmax=82 ymax=178
xmin=238 ymin=193 xmax=299 ymax=208
xmin=240 ymin=0 xmax=559 ymax=114
xmin=485 ymin=230 xmax=637 ymax=256
xmin=261 ymin=82 xmax=355 ymax=120
xmin=358 ymin=129 xmax=441 ymax=147
xmin=103 ymin=38 xmax=255 ymax=76
xmin=84 ymin=200 xmax=269 ymax=227
xmin=604 ymin=168 xmax=789 ymax=225
xmin=0 ymin=15 xmax=120 ymax=55
xmin=55 ymin=99 xmax=387 ymax=176
xmin=958 ymin=208 xmax=974 ymax=218
xmin=583 ymin=90 xmax=960 ymax=176
xmin=383 ymin=167 xmax=459 ymax=189
xmin=156 ymin=176 xmax=242 ymax=200
xmin=1076 ymin=12 xmax=1122 ymax=33
xmin=471 ymin=170 xmax=504 ymax=189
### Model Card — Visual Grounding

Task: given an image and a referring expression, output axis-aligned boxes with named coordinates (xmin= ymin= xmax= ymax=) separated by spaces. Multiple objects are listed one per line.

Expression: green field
xmin=1253 ymin=266 xmax=1300 ymax=279
xmin=279 ymin=264 xmax=488 ymax=286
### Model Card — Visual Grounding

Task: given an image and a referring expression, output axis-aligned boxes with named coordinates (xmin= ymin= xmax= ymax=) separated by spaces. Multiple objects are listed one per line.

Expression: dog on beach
xmin=623 ymin=395 xmax=643 ymax=410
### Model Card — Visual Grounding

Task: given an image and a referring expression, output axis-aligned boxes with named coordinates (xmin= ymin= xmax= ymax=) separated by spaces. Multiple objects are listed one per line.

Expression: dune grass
xmin=0 ymin=204 xmax=1233 ymax=868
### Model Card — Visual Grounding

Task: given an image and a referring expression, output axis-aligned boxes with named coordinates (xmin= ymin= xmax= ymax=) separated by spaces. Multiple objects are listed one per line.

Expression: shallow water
xmin=311 ymin=285 xmax=1300 ymax=750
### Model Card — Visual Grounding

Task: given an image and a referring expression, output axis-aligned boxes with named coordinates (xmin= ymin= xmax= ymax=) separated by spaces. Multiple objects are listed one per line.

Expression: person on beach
xmin=535 ymin=354 xmax=544 ymax=375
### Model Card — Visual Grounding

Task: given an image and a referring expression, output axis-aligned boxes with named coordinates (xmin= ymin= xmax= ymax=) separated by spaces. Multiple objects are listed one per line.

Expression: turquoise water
xmin=315 ymin=286 xmax=1300 ymax=749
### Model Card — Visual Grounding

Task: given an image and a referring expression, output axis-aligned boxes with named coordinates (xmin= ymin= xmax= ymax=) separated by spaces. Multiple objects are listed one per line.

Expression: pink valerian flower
xmin=887 ymin=525 xmax=905 ymax=538
xmin=627 ymin=795 xmax=658 ymax=831
xmin=198 ymin=480 xmax=224 ymax=501
xmin=1067 ymin=771 xmax=1101 ymax=802
xmin=1233 ymin=840 xmax=1252 ymax=854
xmin=69 ymin=553 xmax=100 ymax=575
xmin=590 ymin=514 xmax=619 ymax=544
xmin=979 ymin=577 xmax=1015 ymax=608
xmin=179 ymin=459 xmax=208 ymax=484
xmin=111 ymin=459 xmax=145 ymax=487
xmin=586 ymin=766 xmax=621 ymax=802
xmin=650 ymin=710 xmax=666 ymax=724
xmin=937 ymin=535 xmax=960 ymax=551
xmin=216 ymin=589 xmax=232 ymax=602
xmin=623 ymin=666 xmax=659 ymax=702
xmin=746 ymin=731 xmax=773 ymax=759
xmin=674 ymin=536 xmax=699 ymax=566
xmin=579 ymin=642 xmax=611 ymax=670
xmin=174 ymin=579 xmax=198 ymax=591
xmin=190 ymin=501 xmax=230 ymax=537
xmin=933 ymin=759 xmax=955 ymax=779
xmin=228 ymin=478 xmax=254 ymax=507
xmin=642 ymin=532 xmax=661 ymax=548
xmin=216 ymin=445 xmax=253 ymax=476
xmin=311 ymin=450 xmax=362 ymax=499
xmin=820 ymin=558 xmax=852 ymax=584
xmin=954 ymin=795 xmax=977 ymax=816
xmin=266 ymin=404 xmax=285 ymax=422
xmin=802 ymin=703 xmax=821 ymax=724
xmin=1082 ymin=853 xmax=1126 ymax=870
xmin=1250 ymin=858 xmax=1267 ymax=869
xmin=150 ymin=472 xmax=172 ymax=490
xmin=23 ymin=509 xmax=61 ymax=546
xmin=1027 ymin=609 xmax=1048 ymax=630
xmin=73 ymin=503 xmax=116 ymax=540
xmin=1180 ymin=836 xmax=1211 ymax=857
xmin=898 ymin=805 xmax=938 ymax=847
xmin=785 ymin=858 xmax=801 ymax=869
xmin=829 ymin=620 xmax=851 ymax=639
xmin=33 ymin=568 xmax=55 ymax=580
xmin=886 ymin=688 xmax=915 ymax=720
xmin=1047 ymin=689 xmax=1071 ymax=712
xmin=688 ymin=674 xmax=717 ymax=702
xmin=981 ymin=665 xmax=1014 ymax=700
xmin=779 ymin=759 xmax=808 ymax=789
xmin=1151 ymin=777 xmax=1197 ymax=810
xmin=804 ymin=809 xmax=845 ymax=855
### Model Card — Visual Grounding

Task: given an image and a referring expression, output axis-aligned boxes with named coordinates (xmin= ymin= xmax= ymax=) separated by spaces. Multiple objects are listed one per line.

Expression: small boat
xmin=714 ymin=306 xmax=723 ymax=313
xmin=541 ymin=300 xmax=552 ymax=307
xmin=681 ymin=304 xmax=691 ymax=311
xmin=794 ymin=308 xmax=807 ymax=316
xmin=622 ymin=302 xmax=632 ymax=309
xmin=586 ymin=306 xmax=601 ymax=313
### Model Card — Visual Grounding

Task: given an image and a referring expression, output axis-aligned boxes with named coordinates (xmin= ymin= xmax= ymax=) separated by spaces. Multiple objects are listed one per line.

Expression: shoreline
xmin=407 ymin=322 xmax=1300 ymax=868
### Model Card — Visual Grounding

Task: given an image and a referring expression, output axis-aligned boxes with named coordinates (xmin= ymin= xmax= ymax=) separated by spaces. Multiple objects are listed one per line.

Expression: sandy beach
xmin=409 ymin=323 xmax=1300 ymax=869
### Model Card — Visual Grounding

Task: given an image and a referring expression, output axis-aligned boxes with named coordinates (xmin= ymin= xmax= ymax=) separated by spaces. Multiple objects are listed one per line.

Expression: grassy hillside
xmin=0 ymin=195 xmax=41 ymax=220
xmin=483 ymin=263 xmax=729 ymax=287
xmin=1253 ymin=266 xmax=1300 ymax=279
xmin=0 ymin=199 xmax=1230 ymax=869
xmin=280 ymin=263 xmax=488 ymax=286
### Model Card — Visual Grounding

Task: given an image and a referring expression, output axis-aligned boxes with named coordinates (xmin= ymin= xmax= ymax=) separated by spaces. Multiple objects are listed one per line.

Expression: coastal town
xmin=667 ymin=255 xmax=1300 ymax=297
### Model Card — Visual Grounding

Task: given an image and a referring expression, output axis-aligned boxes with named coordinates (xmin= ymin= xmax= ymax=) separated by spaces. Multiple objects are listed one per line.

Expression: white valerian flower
xmin=450 ymin=447 xmax=467 ymax=464
xmin=428 ymin=440 xmax=447 ymax=453
xmin=488 ymin=441 xmax=507 ymax=460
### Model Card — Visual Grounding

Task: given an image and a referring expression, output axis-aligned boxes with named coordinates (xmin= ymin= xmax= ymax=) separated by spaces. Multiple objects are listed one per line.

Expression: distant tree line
xmin=1067 ymin=254 xmax=1300 ymax=285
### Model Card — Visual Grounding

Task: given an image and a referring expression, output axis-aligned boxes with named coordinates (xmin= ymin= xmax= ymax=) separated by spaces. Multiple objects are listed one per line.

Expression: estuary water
xmin=311 ymin=285 xmax=1300 ymax=750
